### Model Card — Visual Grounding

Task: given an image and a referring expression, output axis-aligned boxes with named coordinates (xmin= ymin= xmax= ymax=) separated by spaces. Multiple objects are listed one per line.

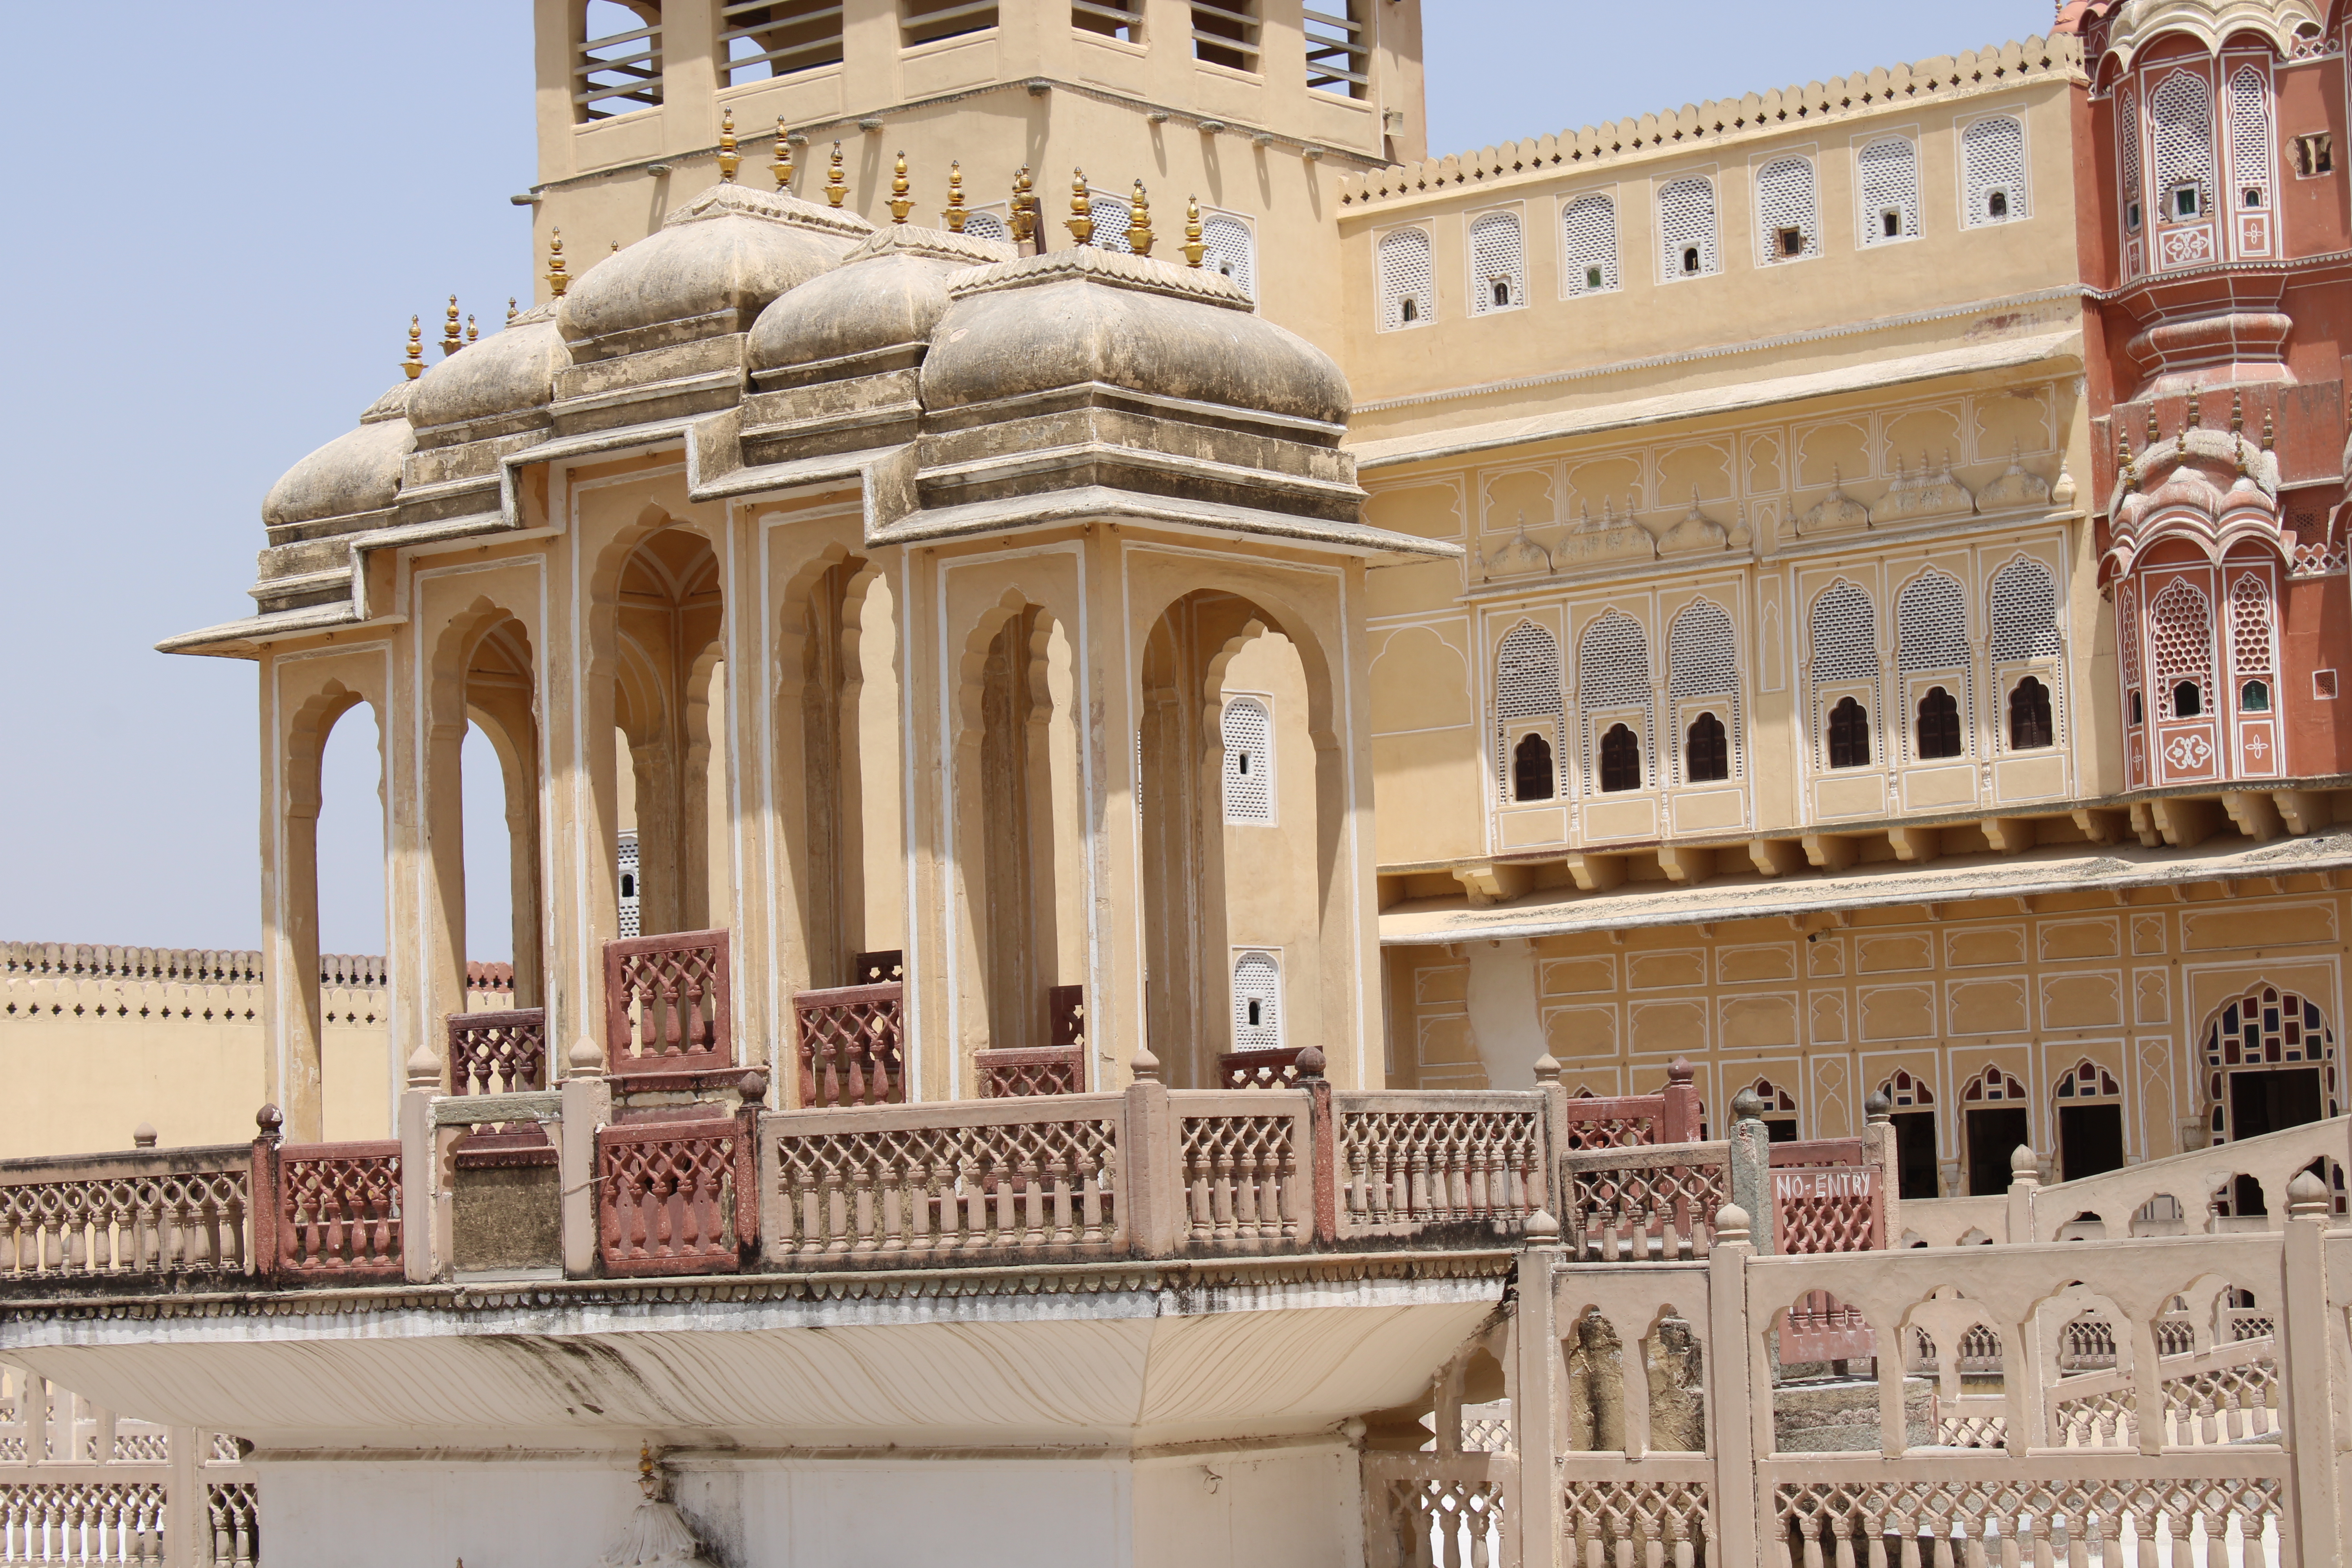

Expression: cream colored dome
xmin=557 ymin=182 xmax=871 ymax=356
xmin=747 ymin=224 xmax=1013 ymax=382
xmin=920 ymin=247 xmax=1349 ymax=426
xmin=408 ymin=301 xmax=567 ymax=432
xmin=262 ymin=381 xmax=416 ymax=527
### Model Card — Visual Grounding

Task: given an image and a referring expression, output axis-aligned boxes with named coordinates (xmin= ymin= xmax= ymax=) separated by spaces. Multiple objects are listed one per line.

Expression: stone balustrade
xmin=791 ymin=981 xmax=904 ymax=1107
xmin=0 ymin=1146 xmax=251 ymax=1282
xmin=0 ymin=1369 xmax=254 ymax=1567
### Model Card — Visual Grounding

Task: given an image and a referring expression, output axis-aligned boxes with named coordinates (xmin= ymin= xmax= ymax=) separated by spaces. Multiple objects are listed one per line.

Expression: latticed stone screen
xmin=1989 ymin=558 xmax=2061 ymax=662
xmin=1961 ymin=114 xmax=2028 ymax=225
xmin=962 ymin=209 xmax=1009 ymax=242
xmin=2230 ymin=573 xmax=2275 ymax=676
xmin=1202 ymin=214 xmax=1255 ymax=299
xmin=2149 ymin=577 xmax=2213 ymax=718
xmin=1668 ymin=600 xmax=1741 ymax=782
xmin=1468 ymin=211 xmax=1525 ymax=313
xmin=1090 ymin=191 xmax=1135 ymax=252
xmin=1897 ymin=573 xmax=1971 ymax=762
xmin=1230 ymin=950 xmax=1282 ymax=1049
xmin=1378 ymin=227 xmax=1434 ymax=328
xmin=1578 ymin=612 xmax=1653 ymax=793
xmin=1561 ymin=194 xmax=1619 ymax=295
xmin=2230 ymin=65 xmax=2272 ymax=207
xmin=1220 ymin=697 xmax=1273 ymax=823
xmin=1857 ymin=136 xmax=1919 ymax=245
xmin=1754 ymin=156 xmax=1819 ymax=259
xmin=1657 ymin=176 xmax=1719 ymax=278
xmin=1494 ymin=621 xmax=1564 ymax=802
xmin=2151 ymin=70 xmax=2213 ymax=215
xmin=2118 ymin=85 xmax=2143 ymax=220
xmin=1809 ymin=581 xmax=1880 ymax=764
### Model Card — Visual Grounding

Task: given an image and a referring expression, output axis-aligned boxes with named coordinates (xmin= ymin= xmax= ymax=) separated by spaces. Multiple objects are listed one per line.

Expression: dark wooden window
xmin=1510 ymin=731 xmax=1555 ymax=801
xmin=2173 ymin=680 xmax=2203 ymax=717
xmin=1827 ymin=697 xmax=1870 ymax=768
xmin=2008 ymin=676 xmax=2053 ymax=749
xmin=1684 ymin=711 xmax=1728 ymax=782
xmin=1599 ymin=724 xmax=1641 ymax=792
xmin=1915 ymin=686 xmax=1961 ymax=759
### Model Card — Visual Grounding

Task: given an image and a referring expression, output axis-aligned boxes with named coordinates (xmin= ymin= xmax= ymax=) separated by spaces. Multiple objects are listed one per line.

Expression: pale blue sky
xmin=0 ymin=0 xmax=2050 ymax=957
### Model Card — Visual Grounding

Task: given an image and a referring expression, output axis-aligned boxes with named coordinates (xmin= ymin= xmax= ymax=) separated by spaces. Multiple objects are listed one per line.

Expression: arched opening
xmin=610 ymin=527 xmax=729 ymax=938
xmin=2173 ymin=679 xmax=2203 ymax=718
xmin=1878 ymin=1068 xmax=1938 ymax=1199
xmin=452 ymin=613 xmax=541 ymax=1006
xmin=1139 ymin=589 xmax=1333 ymax=1086
xmin=2008 ymin=675 xmax=2053 ymax=749
xmin=1510 ymin=731 xmax=1555 ymax=800
xmin=1961 ymin=1065 xmax=2029 ymax=1195
xmin=312 ymin=699 xmax=390 ymax=1140
xmin=2051 ymin=1058 xmax=2125 ymax=1181
xmin=2203 ymin=984 xmax=2342 ymax=1215
xmin=953 ymin=599 xmax=1085 ymax=1070
xmin=1597 ymin=723 xmax=1640 ymax=791
xmin=1684 ymin=711 xmax=1728 ymax=783
xmin=780 ymin=556 xmax=902 ymax=989
xmin=1827 ymin=696 xmax=1870 ymax=768
xmin=317 ymin=705 xmax=387 ymax=962
xmin=461 ymin=725 xmax=512 ymax=964
xmin=1914 ymin=686 xmax=1961 ymax=759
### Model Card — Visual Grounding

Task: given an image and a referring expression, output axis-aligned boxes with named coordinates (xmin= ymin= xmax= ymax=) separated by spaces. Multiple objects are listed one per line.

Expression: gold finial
xmin=441 ymin=295 xmax=463 ymax=357
xmin=717 ymin=109 xmax=740 ymax=181
xmin=1183 ymin=195 xmax=1205 ymax=267
xmin=1066 ymin=169 xmax=1094 ymax=245
xmin=2116 ymin=428 xmax=2136 ymax=488
xmin=547 ymin=228 xmax=569 ymax=298
xmin=1010 ymin=166 xmax=1034 ymax=245
xmin=944 ymin=161 xmax=967 ymax=231
xmin=506 ymin=296 xmax=517 ymax=326
xmin=2145 ymin=406 xmax=2159 ymax=448
xmin=2263 ymin=407 xmax=2275 ymax=451
xmin=610 ymin=240 xmax=620 ymax=252
xmin=2231 ymin=389 xmax=2245 ymax=435
xmin=889 ymin=151 xmax=912 ymax=223
xmin=771 ymin=118 xmax=793 ymax=191
xmin=403 ymin=316 xmax=424 ymax=380
xmin=2185 ymin=393 xmax=2201 ymax=431
xmin=466 ymin=314 xmax=478 ymax=344
xmin=1126 ymin=179 xmax=1154 ymax=256
xmin=826 ymin=142 xmax=847 ymax=208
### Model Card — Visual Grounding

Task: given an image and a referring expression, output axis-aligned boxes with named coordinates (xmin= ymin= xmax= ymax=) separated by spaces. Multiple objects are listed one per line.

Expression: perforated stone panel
xmin=1561 ymin=194 xmax=1619 ymax=295
xmin=1579 ymin=612 xmax=1653 ymax=793
xmin=2230 ymin=573 xmax=2274 ymax=675
xmin=617 ymin=831 xmax=641 ymax=940
xmin=962 ymin=209 xmax=1010 ymax=242
xmin=1201 ymin=214 xmax=1256 ymax=300
xmin=1495 ymin=621 xmax=1564 ymax=802
xmin=2152 ymin=69 xmax=2214 ymax=214
xmin=1755 ymin=156 xmax=1819 ymax=259
xmin=1990 ymin=559 xmax=2061 ymax=662
xmin=2118 ymin=84 xmax=2143 ymax=220
xmin=1811 ymin=582 xmax=1880 ymax=767
xmin=1468 ymin=210 xmax=1525 ymax=314
xmin=1089 ymin=192 xmax=1135 ymax=253
xmin=1896 ymin=572 xmax=1969 ymax=671
xmin=2229 ymin=65 xmax=2272 ymax=203
xmin=1856 ymin=136 xmax=1919 ymax=245
xmin=1378 ymin=227 xmax=1434 ymax=328
xmin=2118 ymin=581 xmax=2143 ymax=688
xmin=1961 ymin=115 xmax=2029 ymax=226
xmin=2149 ymin=577 xmax=2214 ymax=718
xmin=1231 ymin=951 xmax=1282 ymax=1050
xmin=1221 ymin=697 xmax=1273 ymax=823
xmin=1657 ymin=176 xmax=1719 ymax=278
xmin=1670 ymin=599 xmax=1743 ymax=782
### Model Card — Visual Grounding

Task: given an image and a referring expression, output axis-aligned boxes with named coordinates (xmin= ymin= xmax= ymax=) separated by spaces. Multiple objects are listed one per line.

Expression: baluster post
xmin=1296 ymin=1047 xmax=1335 ymax=1244
xmin=1707 ymin=1202 xmax=1762 ymax=1568
xmin=2281 ymin=1171 xmax=2343 ymax=1564
xmin=560 ymin=1037 xmax=612 ymax=1277
xmin=1122 ymin=1048 xmax=1176 ymax=1256
xmin=247 ymin=1109 xmax=282 ymax=1285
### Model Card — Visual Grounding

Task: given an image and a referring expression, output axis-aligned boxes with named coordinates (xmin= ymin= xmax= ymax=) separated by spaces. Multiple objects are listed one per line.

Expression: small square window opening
xmin=2243 ymin=186 xmax=2265 ymax=208
xmin=2315 ymin=669 xmax=2339 ymax=700
xmin=2171 ymin=184 xmax=2200 ymax=219
xmin=1775 ymin=225 xmax=1804 ymax=257
xmin=2127 ymin=199 xmax=2142 ymax=232
xmin=1987 ymin=189 xmax=2011 ymax=221
xmin=2294 ymin=133 xmax=2334 ymax=177
xmin=1681 ymin=245 xmax=1701 ymax=274
xmin=1584 ymin=264 xmax=1604 ymax=290
xmin=1880 ymin=209 xmax=1901 ymax=239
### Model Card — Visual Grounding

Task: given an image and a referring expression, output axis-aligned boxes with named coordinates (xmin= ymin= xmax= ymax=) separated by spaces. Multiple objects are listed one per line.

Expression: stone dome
xmin=747 ymin=224 xmax=1014 ymax=382
xmin=557 ymin=182 xmax=871 ymax=356
xmin=920 ymin=247 xmax=1349 ymax=427
xmin=408 ymin=301 xmax=568 ymax=432
xmin=262 ymin=381 xmax=416 ymax=528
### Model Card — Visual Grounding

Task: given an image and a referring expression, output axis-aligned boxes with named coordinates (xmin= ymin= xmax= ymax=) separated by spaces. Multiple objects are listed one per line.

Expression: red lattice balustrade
xmin=597 ymin=1116 xmax=753 ymax=1276
xmin=794 ymin=982 xmax=905 ymax=1107
xmin=605 ymin=930 xmax=733 ymax=1088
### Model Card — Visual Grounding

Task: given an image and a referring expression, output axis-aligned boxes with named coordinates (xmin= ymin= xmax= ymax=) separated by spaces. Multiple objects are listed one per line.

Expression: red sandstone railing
xmin=1561 ymin=1141 xmax=1731 ymax=1260
xmin=1771 ymin=1138 xmax=1882 ymax=1362
xmin=0 ymin=1147 xmax=252 ymax=1280
xmin=1558 ymin=1060 xmax=1705 ymax=1148
xmin=1218 ymin=1046 xmax=1307 ymax=1089
xmin=793 ymin=982 xmax=905 ymax=1106
xmin=252 ymin=1110 xmax=401 ymax=1283
xmin=596 ymin=1104 xmax=757 ymax=1276
xmin=446 ymin=1008 xmax=548 ymax=1094
xmin=604 ymin=929 xmax=733 ymax=1088
xmin=975 ymin=984 xmax=1088 ymax=1096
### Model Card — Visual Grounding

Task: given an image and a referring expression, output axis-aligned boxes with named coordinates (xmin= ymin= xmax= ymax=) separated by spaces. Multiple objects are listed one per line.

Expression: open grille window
xmin=1668 ymin=599 xmax=1741 ymax=782
xmin=1755 ymin=156 xmax=1819 ymax=261
xmin=2118 ymin=85 xmax=2144 ymax=232
xmin=1561 ymin=194 xmax=1619 ymax=296
xmin=2149 ymin=577 xmax=2213 ymax=720
xmin=1989 ymin=559 xmax=2061 ymax=662
xmin=1378 ymin=227 xmax=1434 ymax=328
xmin=1468 ymin=211 xmax=1525 ymax=314
xmin=2229 ymin=65 xmax=2274 ymax=211
xmin=2151 ymin=69 xmax=2213 ymax=222
xmin=1811 ymin=581 xmax=1879 ymax=769
xmin=1230 ymin=951 xmax=1282 ymax=1049
xmin=1857 ymin=136 xmax=1919 ymax=245
xmin=721 ymin=0 xmax=843 ymax=83
xmin=1494 ymin=621 xmax=1564 ymax=804
xmin=1220 ymin=697 xmax=1273 ymax=824
xmin=1657 ymin=176 xmax=1720 ymax=279
xmin=1201 ymin=213 xmax=1256 ymax=300
xmin=577 ymin=1 xmax=663 ymax=121
xmin=1896 ymin=571 xmax=1969 ymax=761
xmin=1961 ymin=114 xmax=2028 ymax=226
xmin=1303 ymin=0 xmax=1367 ymax=98
xmin=1191 ymin=0 xmax=1258 ymax=72
xmin=1579 ymin=612 xmax=1653 ymax=796
xmin=902 ymin=0 xmax=998 ymax=47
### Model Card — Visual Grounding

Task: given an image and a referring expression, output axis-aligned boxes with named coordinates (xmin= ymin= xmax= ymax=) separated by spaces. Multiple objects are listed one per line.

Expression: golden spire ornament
xmin=1183 ymin=196 xmax=1205 ymax=267
xmin=506 ymin=296 xmax=518 ymax=326
xmin=825 ymin=142 xmax=847 ymax=208
xmin=2263 ymin=407 xmax=2276 ymax=451
xmin=402 ymin=316 xmax=424 ymax=380
xmin=546 ymin=228 xmax=569 ymax=298
xmin=1066 ymin=169 xmax=1094 ymax=245
xmin=717 ymin=109 xmax=740 ymax=181
xmin=1125 ymin=179 xmax=1154 ymax=256
xmin=466 ymin=314 xmax=479 ymax=344
xmin=441 ymin=295 xmax=463 ymax=357
xmin=944 ymin=161 xmax=967 ymax=232
xmin=771 ymin=117 xmax=794 ymax=191
xmin=2116 ymin=428 xmax=2136 ymax=489
xmin=2231 ymin=389 xmax=2245 ymax=435
xmin=888 ymin=152 xmax=912 ymax=223
xmin=1009 ymin=167 xmax=1034 ymax=246
xmin=2145 ymin=406 xmax=2159 ymax=448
